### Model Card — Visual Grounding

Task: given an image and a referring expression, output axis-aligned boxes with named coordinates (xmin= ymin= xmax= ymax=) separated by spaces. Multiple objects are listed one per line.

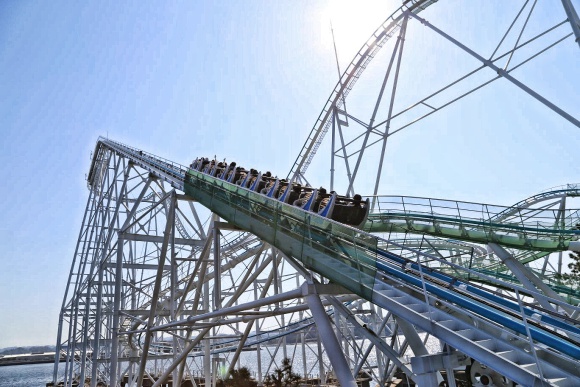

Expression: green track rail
xmin=183 ymin=168 xmax=380 ymax=301
xmin=365 ymin=195 xmax=580 ymax=252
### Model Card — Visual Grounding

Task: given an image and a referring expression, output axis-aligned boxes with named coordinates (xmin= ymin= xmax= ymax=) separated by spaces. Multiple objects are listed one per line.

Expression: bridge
xmin=52 ymin=1 xmax=580 ymax=386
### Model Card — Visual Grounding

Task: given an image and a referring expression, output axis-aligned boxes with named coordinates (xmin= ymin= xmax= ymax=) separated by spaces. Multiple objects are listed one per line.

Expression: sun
xmin=319 ymin=0 xmax=396 ymax=66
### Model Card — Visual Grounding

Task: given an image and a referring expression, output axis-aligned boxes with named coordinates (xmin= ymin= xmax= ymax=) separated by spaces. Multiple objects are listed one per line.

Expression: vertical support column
xmin=330 ymin=109 xmax=336 ymax=192
xmin=271 ymin=249 xmax=288 ymax=360
xmin=297 ymin=273 xmax=307 ymax=381
xmin=171 ymin=204 xmax=179 ymax=387
xmin=442 ymin=343 xmax=458 ymax=387
xmin=53 ymin=311 xmax=66 ymax=385
xmin=109 ymin=233 xmax=124 ymax=387
xmin=317 ymin=336 xmax=325 ymax=384
xmin=66 ymin=301 xmax=79 ymax=387
xmin=90 ymin=267 xmax=104 ymax=387
xmin=372 ymin=305 xmax=385 ymax=381
xmin=303 ymin=283 xmax=357 ymax=387
xmin=78 ymin=282 xmax=93 ymax=386
xmin=561 ymin=0 xmax=580 ymax=48
xmin=544 ymin=197 xmax=567 ymax=276
xmin=334 ymin=309 xmax=351 ymax=369
xmin=204 ymin=279 xmax=211 ymax=387
xmin=211 ymin=216 xmax=221 ymax=387
xmin=177 ymin=228 xmax=214 ymax=386
xmin=213 ymin=218 xmax=221 ymax=310
xmin=136 ymin=191 xmax=176 ymax=387
xmin=254 ymin=268 xmax=263 ymax=386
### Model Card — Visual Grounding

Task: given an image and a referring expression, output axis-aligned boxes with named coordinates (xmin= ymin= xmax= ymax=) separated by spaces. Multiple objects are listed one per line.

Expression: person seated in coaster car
xmin=331 ymin=194 xmax=369 ymax=227
xmin=187 ymin=158 xmax=368 ymax=228
xmin=276 ymin=179 xmax=291 ymax=200
xmin=274 ymin=179 xmax=288 ymax=198
xmin=215 ymin=161 xmax=228 ymax=179
xmin=317 ymin=191 xmax=336 ymax=216
xmin=245 ymin=169 xmax=260 ymax=189
xmin=235 ymin=168 xmax=247 ymax=185
xmin=293 ymin=186 xmax=316 ymax=208
xmin=260 ymin=174 xmax=277 ymax=195
xmin=200 ymin=158 xmax=211 ymax=172
xmin=255 ymin=171 xmax=271 ymax=193
xmin=312 ymin=187 xmax=328 ymax=212
xmin=223 ymin=162 xmax=237 ymax=181
xmin=190 ymin=158 xmax=200 ymax=170
xmin=191 ymin=157 xmax=207 ymax=171
xmin=284 ymin=183 xmax=302 ymax=204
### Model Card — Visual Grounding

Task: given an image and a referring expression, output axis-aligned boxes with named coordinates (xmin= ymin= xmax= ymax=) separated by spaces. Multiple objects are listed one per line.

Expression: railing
xmin=371 ymin=195 xmax=579 ymax=232
xmin=366 ymin=195 xmax=580 ymax=251
xmin=97 ymin=137 xmax=188 ymax=187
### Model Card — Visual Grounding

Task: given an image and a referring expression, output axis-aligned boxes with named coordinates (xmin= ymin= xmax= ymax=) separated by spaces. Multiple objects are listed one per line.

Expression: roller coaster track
xmin=364 ymin=193 xmax=580 ymax=303
xmin=287 ymin=0 xmax=439 ymax=181
xmin=55 ymin=1 xmax=580 ymax=385
xmin=82 ymin=138 xmax=580 ymax=386
xmin=365 ymin=195 xmax=580 ymax=252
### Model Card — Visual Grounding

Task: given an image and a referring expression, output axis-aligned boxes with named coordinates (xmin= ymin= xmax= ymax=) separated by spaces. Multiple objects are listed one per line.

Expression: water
xmin=0 ymin=346 xmax=325 ymax=387
xmin=0 ymin=336 xmax=440 ymax=386
xmin=0 ymin=363 xmax=62 ymax=387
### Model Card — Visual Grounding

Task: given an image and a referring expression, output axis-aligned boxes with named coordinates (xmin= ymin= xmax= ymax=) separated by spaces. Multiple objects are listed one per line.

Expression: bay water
xmin=0 ymin=362 xmax=62 ymax=387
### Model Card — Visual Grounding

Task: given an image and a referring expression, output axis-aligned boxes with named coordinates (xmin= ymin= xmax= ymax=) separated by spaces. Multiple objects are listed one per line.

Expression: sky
xmin=0 ymin=0 xmax=578 ymax=348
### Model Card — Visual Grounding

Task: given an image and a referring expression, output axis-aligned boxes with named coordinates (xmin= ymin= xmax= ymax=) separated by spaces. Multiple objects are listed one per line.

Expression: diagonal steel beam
xmin=406 ymin=10 xmax=580 ymax=128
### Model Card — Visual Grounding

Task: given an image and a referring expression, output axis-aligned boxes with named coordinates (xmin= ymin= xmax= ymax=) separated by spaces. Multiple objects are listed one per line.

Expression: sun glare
xmin=320 ymin=0 xmax=395 ymax=64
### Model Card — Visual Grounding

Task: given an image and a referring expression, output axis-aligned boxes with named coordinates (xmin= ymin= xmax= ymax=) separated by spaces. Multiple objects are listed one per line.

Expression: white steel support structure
xmin=54 ymin=145 xmax=358 ymax=386
xmin=54 ymin=2 xmax=580 ymax=387
xmin=289 ymin=0 xmax=580 ymax=195
xmin=54 ymin=137 xmax=580 ymax=387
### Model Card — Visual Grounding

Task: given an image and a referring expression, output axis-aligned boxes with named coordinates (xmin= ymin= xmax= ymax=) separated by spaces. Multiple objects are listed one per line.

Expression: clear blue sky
xmin=0 ymin=1 xmax=578 ymax=348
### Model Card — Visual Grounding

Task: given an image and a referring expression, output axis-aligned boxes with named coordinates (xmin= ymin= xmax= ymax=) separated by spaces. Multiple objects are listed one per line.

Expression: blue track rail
xmin=375 ymin=248 xmax=580 ymax=338
xmin=373 ymin=250 xmax=580 ymax=359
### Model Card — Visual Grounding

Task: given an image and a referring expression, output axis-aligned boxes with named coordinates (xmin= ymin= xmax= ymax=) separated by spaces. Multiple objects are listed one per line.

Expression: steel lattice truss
xmin=54 ymin=1 xmax=580 ymax=387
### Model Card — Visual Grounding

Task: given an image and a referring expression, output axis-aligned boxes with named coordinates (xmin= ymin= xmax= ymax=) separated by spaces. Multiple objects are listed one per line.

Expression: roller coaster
xmin=189 ymin=157 xmax=371 ymax=228
xmin=53 ymin=1 xmax=580 ymax=387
